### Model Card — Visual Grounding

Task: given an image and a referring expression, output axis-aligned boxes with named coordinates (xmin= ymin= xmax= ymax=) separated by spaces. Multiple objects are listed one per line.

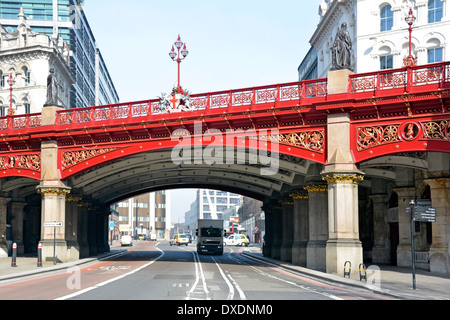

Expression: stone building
xmin=0 ymin=8 xmax=73 ymax=115
xmin=294 ymin=0 xmax=450 ymax=273
xmin=300 ymin=0 xmax=449 ymax=79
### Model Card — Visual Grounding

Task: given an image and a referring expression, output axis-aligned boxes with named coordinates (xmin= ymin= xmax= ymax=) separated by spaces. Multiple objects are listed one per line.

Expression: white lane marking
xmin=212 ymin=256 xmax=247 ymax=300
xmin=184 ymin=248 xmax=210 ymax=300
xmin=55 ymin=246 xmax=165 ymax=300
xmin=236 ymin=253 xmax=343 ymax=300
xmin=212 ymin=256 xmax=234 ymax=300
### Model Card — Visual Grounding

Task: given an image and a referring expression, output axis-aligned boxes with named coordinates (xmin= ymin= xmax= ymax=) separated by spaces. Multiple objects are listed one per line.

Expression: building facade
xmin=0 ymin=0 xmax=120 ymax=108
xmin=299 ymin=0 xmax=449 ymax=79
xmin=295 ymin=0 xmax=450 ymax=274
xmin=184 ymin=189 xmax=241 ymax=236
xmin=116 ymin=191 xmax=171 ymax=240
xmin=0 ymin=9 xmax=73 ymax=114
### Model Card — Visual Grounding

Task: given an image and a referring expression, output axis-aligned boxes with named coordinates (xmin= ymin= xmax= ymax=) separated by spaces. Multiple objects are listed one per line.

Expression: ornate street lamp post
xmin=169 ymin=35 xmax=189 ymax=94
xmin=404 ymin=8 xmax=417 ymax=67
xmin=7 ymin=73 xmax=16 ymax=116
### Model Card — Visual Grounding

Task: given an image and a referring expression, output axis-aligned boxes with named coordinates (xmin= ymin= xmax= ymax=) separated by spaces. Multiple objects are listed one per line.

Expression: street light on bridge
xmin=7 ymin=73 xmax=16 ymax=116
xmin=403 ymin=7 xmax=417 ymax=67
xmin=169 ymin=35 xmax=189 ymax=94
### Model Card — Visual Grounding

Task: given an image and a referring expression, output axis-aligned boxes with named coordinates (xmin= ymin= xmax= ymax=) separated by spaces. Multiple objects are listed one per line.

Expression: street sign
xmin=44 ymin=222 xmax=63 ymax=227
xmin=416 ymin=199 xmax=431 ymax=207
xmin=414 ymin=207 xmax=437 ymax=223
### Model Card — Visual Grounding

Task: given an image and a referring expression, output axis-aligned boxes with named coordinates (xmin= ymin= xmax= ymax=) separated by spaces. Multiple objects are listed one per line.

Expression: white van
xmin=121 ymin=235 xmax=133 ymax=246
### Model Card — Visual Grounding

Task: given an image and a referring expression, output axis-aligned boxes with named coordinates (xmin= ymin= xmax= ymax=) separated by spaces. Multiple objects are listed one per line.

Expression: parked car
xmin=170 ymin=234 xmax=189 ymax=246
xmin=224 ymin=234 xmax=249 ymax=247
xmin=121 ymin=235 xmax=133 ymax=247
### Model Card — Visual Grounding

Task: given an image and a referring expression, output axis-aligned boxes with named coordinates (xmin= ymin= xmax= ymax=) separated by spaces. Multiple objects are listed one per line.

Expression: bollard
xmin=359 ymin=263 xmax=367 ymax=281
xmin=344 ymin=261 xmax=351 ymax=278
xmin=37 ymin=243 xmax=43 ymax=267
xmin=11 ymin=243 xmax=17 ymax=267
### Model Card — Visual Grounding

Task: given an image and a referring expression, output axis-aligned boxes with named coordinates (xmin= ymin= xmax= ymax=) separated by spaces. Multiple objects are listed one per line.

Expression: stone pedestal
xmin=38 ymin=185 xmax=72 ymax=262
xmin=327 ymin=69 xmax=354 ymax=95
xmin=322 ymin=174 xmax=364 ymax=276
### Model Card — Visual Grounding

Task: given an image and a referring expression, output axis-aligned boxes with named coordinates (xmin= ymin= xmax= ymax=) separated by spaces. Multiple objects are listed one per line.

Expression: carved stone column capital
xmin=322 ymin=173 xmax=365 ymax=185
xmin=37 ymin=186 xmax=71 ymax=197
xmin=290 ymin=192 xmax=309 ymax=200
xmin=304 ymin=184 xmax=328 ymax=193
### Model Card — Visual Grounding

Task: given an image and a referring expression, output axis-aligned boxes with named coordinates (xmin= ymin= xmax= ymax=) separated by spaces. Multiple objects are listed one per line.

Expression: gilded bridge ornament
xmin=290 ymin=192 xmax=309 ymax=200
xmin=322 ymin=174 xmax=365 ymax=184
xmin=304 ymin=185 xmax=328 ymax=193
xmin=37 ymin=187 xmax=71 ymax=197
xmin=257 ymin=131 xmax=325 ymax=153
xmin=357 ymin=120 xmax=450 ymax=151
xmin=62 ymin=148 xmax=118 ymax=170
xmin=0 ymin=154 xmax=41 ymax=171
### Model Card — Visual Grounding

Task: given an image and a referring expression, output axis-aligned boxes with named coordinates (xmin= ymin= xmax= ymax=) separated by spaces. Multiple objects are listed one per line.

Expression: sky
xmin=82 ymin=0 xmax=322 ymax=222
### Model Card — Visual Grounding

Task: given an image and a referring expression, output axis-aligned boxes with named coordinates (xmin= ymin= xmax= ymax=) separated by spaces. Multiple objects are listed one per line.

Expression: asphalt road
xmin=0 ymin=241 xmax=395 ymax=301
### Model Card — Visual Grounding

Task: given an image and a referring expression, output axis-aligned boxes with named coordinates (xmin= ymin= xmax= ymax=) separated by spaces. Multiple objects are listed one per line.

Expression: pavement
xmin=0 ymin=243 xmax=449 ymax=300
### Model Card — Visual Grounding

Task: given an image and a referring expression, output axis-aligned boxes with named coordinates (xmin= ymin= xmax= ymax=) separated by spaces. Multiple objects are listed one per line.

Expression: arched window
xmin=428 ymin=0 xmax=443 ymax=23
xmin=22 ymin=66 xmax=30 ymax=86
xmin=379 ymin=46 xmax=394 ymax=70
xmin=0 ymin=70 xmax=3 ymax=88
xmin=427 ymin=39 xmax=443 ymax=63
xmin=380 ymin=4 xmax=394 ymax=32
xmin=22 ymin=98 xmax=31 ymax=114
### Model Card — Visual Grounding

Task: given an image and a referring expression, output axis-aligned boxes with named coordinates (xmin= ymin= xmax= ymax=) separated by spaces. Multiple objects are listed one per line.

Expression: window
xmin=428 ymin=47 xmax=443 ymax=63
xmin=22 ymin=67 xmax=30 ymax=86
xmin=0 ymin=71 xmax=3 ymax=88
xmin=428 ymin=0 xmax=443 ymax=23
xmin=380 ymin=5 xmax=393 ymax=32
xmin=380 ymin=55 xmax=393 ymax=70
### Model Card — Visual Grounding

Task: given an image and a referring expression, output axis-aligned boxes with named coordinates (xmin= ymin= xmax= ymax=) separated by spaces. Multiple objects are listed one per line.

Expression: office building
xmin=117 ymin=191 xmax=171 ymax=240
xmin=184 ymin=189 xmax=241 ymax=234
xmin=0 ymin=0 xmax=120 ymax=109
xmin=0 ymin=8 xmax=73 ymax=114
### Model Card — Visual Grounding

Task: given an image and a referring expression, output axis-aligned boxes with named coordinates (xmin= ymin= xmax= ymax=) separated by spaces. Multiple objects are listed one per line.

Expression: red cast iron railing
xmin=0 ymin=62 xmax=448 ymax=131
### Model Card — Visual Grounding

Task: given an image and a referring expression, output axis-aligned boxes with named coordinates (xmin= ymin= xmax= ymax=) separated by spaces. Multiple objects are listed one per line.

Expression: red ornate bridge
xmin=1 ymin=61 xmax=449 ymax=273
xmin=1 ymin=61 xmax=448 ymax=181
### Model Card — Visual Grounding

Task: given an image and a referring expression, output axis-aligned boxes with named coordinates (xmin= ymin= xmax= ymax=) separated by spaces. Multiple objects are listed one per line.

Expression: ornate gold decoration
xmin=279 ymin=199 xmax=293 ymax=206
xmin=290 ymin=192 xmax=309 ymax=200
xmin=256 ymin=130 xmax=325 ymax=153
xmin=357 ymin=125 xmax=399 ymax=151
xmin=66 ymin=195 xmax=82 ymax=203
xmin=322 ymin=174 xmax=364 ymax=184
xmin=304 ymin=185 xmax=328 ymax=193
xmin=37 ymin=187 xmax=71 ymax=197
xmin=62 ymin=148 xmax=118 ymax=170
xmin=423 ymin=120 xmax=449 ymax=142
xmin=0 ymin=154 xmax=41 ymax=171
xmin=357 ymin=120 xmax=450 ymax=152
